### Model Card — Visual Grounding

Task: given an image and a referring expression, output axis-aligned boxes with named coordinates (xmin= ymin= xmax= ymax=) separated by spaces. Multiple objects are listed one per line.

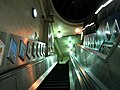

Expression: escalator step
xmin=42 ymin=86 xmax=69 ymax=89
xmin=36 ymin=63 xmax=70 ymax=90
xmin=43 ymin=83 xmax=69 ymax=86
xmin=46 ymin=80 xmax=69 ymax=83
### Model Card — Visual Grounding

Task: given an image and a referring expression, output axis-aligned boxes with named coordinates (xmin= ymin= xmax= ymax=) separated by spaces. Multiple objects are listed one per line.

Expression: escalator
xmin=35 ymin=57 xmax=100 ymax=90
xmin=36 ymin=61 xmax=70 ymax=90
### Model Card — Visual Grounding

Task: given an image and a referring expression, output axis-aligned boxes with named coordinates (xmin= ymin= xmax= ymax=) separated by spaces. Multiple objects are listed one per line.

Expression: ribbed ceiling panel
xmin=52 ymin=0 xmax=103 ymax=23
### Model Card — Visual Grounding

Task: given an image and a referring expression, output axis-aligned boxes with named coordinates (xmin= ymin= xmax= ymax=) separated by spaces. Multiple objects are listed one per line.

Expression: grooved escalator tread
xmin=36 ymin=62 xmax=70 ymax=90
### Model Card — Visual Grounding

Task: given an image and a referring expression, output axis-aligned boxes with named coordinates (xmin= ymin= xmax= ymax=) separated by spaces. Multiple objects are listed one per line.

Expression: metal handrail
xmin=77 ymin=44 xmax=107 ymax=59
xmin=69 ymin=55 xmax=88 ymax=90
xmin=69 ymin=54 xmax=99 ymax=90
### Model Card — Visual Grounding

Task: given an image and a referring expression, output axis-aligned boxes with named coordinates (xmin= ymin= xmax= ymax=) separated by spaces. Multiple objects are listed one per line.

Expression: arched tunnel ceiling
xmin=47 ymin=0 xmax=105 ymax=62
xmin=52 ymin=0 xmax=103 ymax=23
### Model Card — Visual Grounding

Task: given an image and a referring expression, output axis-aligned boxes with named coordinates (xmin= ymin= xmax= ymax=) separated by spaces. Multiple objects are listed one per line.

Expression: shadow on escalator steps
xmin=36 ymin=61 xmax=70 ymax=90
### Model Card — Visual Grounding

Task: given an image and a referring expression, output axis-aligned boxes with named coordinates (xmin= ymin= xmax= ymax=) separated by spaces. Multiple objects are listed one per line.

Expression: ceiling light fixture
xmin=32 ymin=8 xmax=37 ymax=18
xmin=95 ymin=0 xmax=113 ymax=14
xmin=68 ymin=41 xmax=73 ymax=49
xmin=85 ymin=22 xmax=95 ymax=28
xmin=83 ymin=22 xmax=95 ymax=30
xmin=81 ymin=32 xmax=83 ymax=40
xmin=57 ymin=31 xmax=62 ymax=38
xmin=75 ymin=28 xmax=81 ymax=34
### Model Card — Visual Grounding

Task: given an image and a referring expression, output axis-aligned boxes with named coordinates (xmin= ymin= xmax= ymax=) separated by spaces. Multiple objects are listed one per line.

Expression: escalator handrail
xmin=77 ymin=44 xmax=107 ymax=60
xmin=70 ymin=54 xmax=99 ymax=90
xmin=69 ymin=55 xmax=88 ymax=90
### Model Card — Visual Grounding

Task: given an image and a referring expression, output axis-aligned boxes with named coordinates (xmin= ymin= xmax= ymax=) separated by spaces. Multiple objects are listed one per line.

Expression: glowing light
xmin=68 ymin=43 xmax=73 ymax=49
xmin=32 ymin=8 xmax=37 ymax=18
xmin=75 ymin=28 xmax=81 ymax=34
xmin=57 ymin=31 xmax=62 ymax=38
xmin=83 ymin=22 xmax=94 ymax=30
xmin=95 ymin=0 xmax=113 ymax=14
xmin=81 ymin=32 xmax=83 ymax=40
xmin=85 ymin=22 xmax=94 ymax=28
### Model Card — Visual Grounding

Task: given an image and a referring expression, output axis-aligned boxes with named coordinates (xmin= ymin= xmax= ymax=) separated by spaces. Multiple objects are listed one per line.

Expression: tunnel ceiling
xmin=52 ymin=0 xmax=103 ymax=23
xmin=49 ymin=0 xmax=105 ymax=62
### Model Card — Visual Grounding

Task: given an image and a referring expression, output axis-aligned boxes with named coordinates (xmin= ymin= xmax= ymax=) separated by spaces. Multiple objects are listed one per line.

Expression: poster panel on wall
xmin=18 ymin=40 xmax=26 ymax=61
xmin=26 ymin=41 xmax=31 ymax=59
xmin=7 ymin=38 xmax=18 ymax=64
xmin=32 ymin=42 xmax=36 ymax=58
xmin=36 ymin=43 xmax=40 ymax=57
xmin=0 ymin=40 xmax=5 ymax=66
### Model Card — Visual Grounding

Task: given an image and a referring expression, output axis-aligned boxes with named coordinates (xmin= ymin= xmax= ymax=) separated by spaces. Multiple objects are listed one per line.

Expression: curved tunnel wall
xmin=0 ymin=31 xmax=58 ymax=90
xmin=0 ymin=0 xmax=44 ymax=41
xmin=77 ymin=1 xmax=120 ymax=89
xmin=0 ymin=0 xmax=57 ymax=90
